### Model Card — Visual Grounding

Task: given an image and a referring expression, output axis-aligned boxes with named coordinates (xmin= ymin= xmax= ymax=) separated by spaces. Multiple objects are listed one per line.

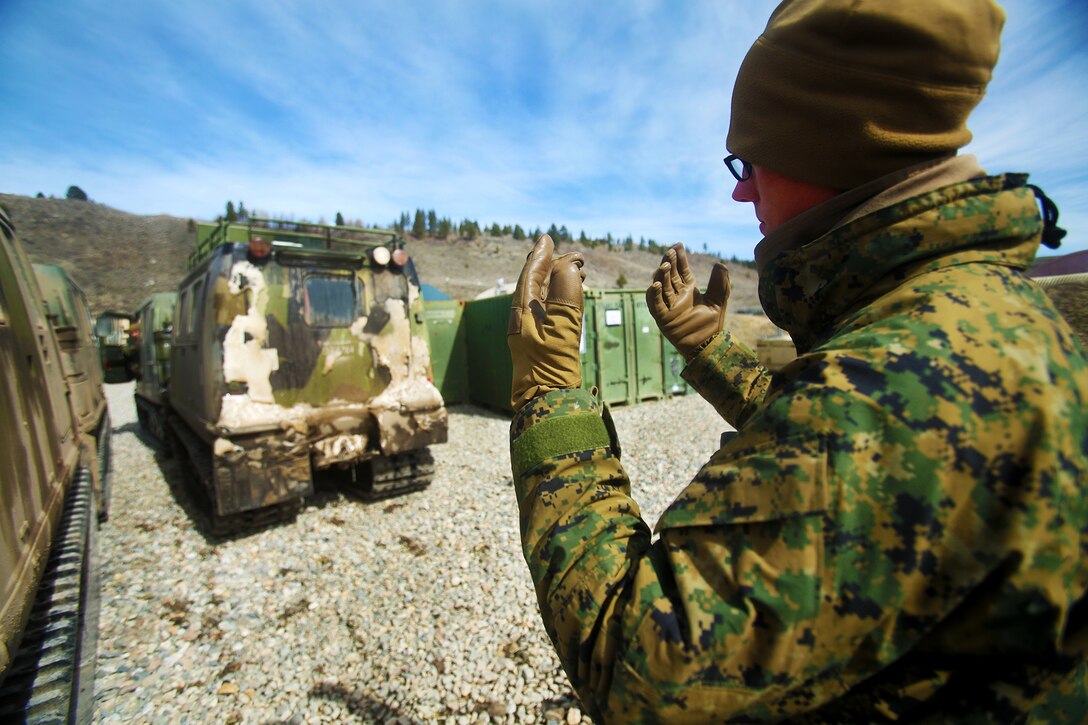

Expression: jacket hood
xmin=759 ymin=174 xmax=1044 ymax=353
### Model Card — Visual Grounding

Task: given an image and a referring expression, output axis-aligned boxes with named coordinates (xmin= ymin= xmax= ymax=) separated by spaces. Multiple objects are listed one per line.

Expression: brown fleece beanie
xmin=727 ymin=0 xmax=1005 ymax=190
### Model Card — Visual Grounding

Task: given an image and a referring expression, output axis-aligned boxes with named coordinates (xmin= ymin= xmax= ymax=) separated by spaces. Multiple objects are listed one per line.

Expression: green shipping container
xmin=465 ymin=294 xmax=515 ymax=412
xmin=464 ymin=290 xmax=688 ymax=413
xmin=422 ymin=300 xmax=469 ymax=404
xmin=582 ymin=290 xmax=689 ymax=407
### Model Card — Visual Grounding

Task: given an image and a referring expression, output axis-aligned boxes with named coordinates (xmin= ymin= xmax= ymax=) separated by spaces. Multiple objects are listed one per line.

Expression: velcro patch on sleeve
xmin=511 ymin=413 xmax=611 ymax=480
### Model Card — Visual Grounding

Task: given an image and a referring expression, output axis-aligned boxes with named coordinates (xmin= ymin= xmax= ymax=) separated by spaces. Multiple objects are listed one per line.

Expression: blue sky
xmin=2 ymin=0 xmax=1086 ymax=259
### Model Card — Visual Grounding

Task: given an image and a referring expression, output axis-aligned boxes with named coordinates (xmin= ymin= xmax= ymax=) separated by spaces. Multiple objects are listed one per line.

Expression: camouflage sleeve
xmin=510 ymin=388 xmax=829 ymax=721
xmin=681 ymin=330 xmax=771 ymax=428
xmin=509 ymin=388 xmax=644 ymax=720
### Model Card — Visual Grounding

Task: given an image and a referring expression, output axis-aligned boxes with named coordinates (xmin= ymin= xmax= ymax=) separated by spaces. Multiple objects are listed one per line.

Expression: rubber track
xmin=0 ymin=465 xmax=98 ymax=724
xmin=96 ymin=411 xmax=112 ymax=522
xmin=352 ymin=448 xmax=436 ymax=501
xmin=167 ymin=413 xmax=300 ymax=537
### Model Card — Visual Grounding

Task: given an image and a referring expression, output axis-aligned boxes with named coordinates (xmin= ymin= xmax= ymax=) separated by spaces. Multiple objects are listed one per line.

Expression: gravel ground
xmin=93 ymin=382 xmax=730 ymax=724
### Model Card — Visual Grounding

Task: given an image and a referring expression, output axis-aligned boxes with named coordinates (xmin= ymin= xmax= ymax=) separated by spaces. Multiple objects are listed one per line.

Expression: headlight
xmin=372 ymin=247 xmax=391 ymax=266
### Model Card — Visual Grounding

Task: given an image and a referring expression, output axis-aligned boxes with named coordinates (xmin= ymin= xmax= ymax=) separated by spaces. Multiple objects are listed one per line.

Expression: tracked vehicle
xmin=93 ymin=311 xmax=133 ymax=384
xmin=34 ymin=263 xmax=113 ymax=521
xmin=0 ymin=209 xmax=100 ymax=721
xmin=162 ymin=218 xmax=447 ymax=532
xmin=132 ymin=292 xmax=176 ymax=444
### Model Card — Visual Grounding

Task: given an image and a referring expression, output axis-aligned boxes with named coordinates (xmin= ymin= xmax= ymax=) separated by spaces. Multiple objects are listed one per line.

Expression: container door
xmin=465 ymin=294 xmax=515 ymax=412
xmin=594 ymin=297 xmax=630 ymax=405
xmin=423 ymin=300 xmax=468 ymax=404
xmin=632 ymin=297 xmax=664 ymax=401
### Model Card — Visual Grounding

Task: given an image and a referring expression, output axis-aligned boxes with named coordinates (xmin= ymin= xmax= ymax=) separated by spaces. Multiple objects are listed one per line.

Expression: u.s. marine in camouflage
xmin=509 ymin=171 xmax=1088 ymax=721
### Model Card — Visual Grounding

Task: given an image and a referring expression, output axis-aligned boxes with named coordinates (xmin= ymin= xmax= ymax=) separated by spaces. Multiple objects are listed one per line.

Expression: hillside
xmin=0 ymin=193 xmax=767 ymax=331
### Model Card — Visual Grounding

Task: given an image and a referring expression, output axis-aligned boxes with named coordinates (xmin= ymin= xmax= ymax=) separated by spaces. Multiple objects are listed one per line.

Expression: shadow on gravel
xmin=123 ymin=401 xmax=511 ymax=545
xmin=307 ymin=680 xmax=424 ymax=724
xmin=147 ymin=443 xmax=235 ymax=545
xmin=112 ymin=421 xmax=165 ymax=452
xmin=134 ymin=428 xmax=396 ymax=545
xmin=117 ymin=422 xmax=293 ymax=545
xmin=446 ymin=402 xmax=511 ymax=421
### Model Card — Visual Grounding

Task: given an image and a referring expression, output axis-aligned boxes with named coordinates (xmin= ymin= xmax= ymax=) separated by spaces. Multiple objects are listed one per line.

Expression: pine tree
xmin=225 ymin=201 xmax=237 ymax=222
xmin=458 ymin=219 xmax=479 ymax=239
xmin=335 ymin=211 xmax=345 ymax=226
xmin=427 ymin=210 xmax=438 ymax=235
xmin=513 ymin=225 xmax=526 ymax=240
xmin=66 ymin=185 xmax=88 ymax=201
xmin=238 ymin=201 xmax=247 ymax=221
xmin=412 ymin=209 xmax=426 ymax=239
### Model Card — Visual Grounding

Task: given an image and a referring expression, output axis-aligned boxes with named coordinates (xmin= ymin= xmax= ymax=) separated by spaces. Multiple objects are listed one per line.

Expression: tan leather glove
xmin=508 ymin=234 xmax=585 ymax=411
xmin=647 ymin=242 xmax=730 ymax=360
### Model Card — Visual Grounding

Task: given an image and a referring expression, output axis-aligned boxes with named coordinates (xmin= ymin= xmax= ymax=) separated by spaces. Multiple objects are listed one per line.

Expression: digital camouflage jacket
xmin=509 ymin=174 xmax=1088 ymax=723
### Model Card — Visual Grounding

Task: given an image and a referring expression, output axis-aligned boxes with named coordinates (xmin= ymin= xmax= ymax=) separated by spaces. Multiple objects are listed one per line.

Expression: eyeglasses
xmin=723 ymin=154 xmax=751 ymax=182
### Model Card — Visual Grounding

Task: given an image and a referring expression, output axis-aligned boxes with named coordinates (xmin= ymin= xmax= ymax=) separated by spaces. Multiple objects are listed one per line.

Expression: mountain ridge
xmin=0 ymin=193 xmax=767 ymax=335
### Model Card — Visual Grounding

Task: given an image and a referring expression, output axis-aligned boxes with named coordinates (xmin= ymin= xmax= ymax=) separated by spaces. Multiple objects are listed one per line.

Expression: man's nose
xmin=732 ymin=177 xmax=756 ymax=203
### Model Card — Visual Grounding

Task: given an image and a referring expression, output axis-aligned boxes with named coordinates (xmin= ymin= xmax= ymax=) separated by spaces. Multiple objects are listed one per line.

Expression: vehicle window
xmin=176 ymin=291 xmax=188 ymax=339
xmin=304 ymin=273 xmax=356 ymax=327
xmin=94 ymin=316 xmax=112 ymax=339
xmin=187 ymin=281 xmax=203 ymax=335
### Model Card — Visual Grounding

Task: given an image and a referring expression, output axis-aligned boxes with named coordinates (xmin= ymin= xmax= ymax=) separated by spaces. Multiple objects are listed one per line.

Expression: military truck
xmin=94 ymin=310 xmax=134 ymax=383
xmin=34 ymin=263 xmax=113 ymax=521
xmin=161 ymin=217 xmax=447 ymax=532
xmin=0 ymin=209 xmax=100 ymax=722
xmin=132 ymin=292 xmax=176 ymax=444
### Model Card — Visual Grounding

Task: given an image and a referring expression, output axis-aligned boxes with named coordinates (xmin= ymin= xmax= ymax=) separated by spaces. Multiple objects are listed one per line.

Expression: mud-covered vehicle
xmin=35 ymin=263 xmax=113 ymax=521
xmin=132 ymin=292 xmax=176 ymax=444
xmin=163 ymin=217 xmax=447 ymax=532
xmin=94 ymin=310 xmax=134 ymax=384
xmin=0 ymin=209 xmax=100 ymax=721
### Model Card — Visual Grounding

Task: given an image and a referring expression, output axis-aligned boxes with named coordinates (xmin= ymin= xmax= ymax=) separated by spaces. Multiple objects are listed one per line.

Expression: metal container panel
xmin=464 ymin=294 xmax=515 ymax=412
xmin=466 ymin=289 xmax=688 ymax=414
xmin=423 ymin=300 xmax=469 ymax=404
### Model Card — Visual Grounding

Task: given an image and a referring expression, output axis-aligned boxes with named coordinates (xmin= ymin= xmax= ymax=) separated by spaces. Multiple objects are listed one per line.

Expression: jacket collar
xmin=758 ymin=170 xmax=1044 ymax=353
